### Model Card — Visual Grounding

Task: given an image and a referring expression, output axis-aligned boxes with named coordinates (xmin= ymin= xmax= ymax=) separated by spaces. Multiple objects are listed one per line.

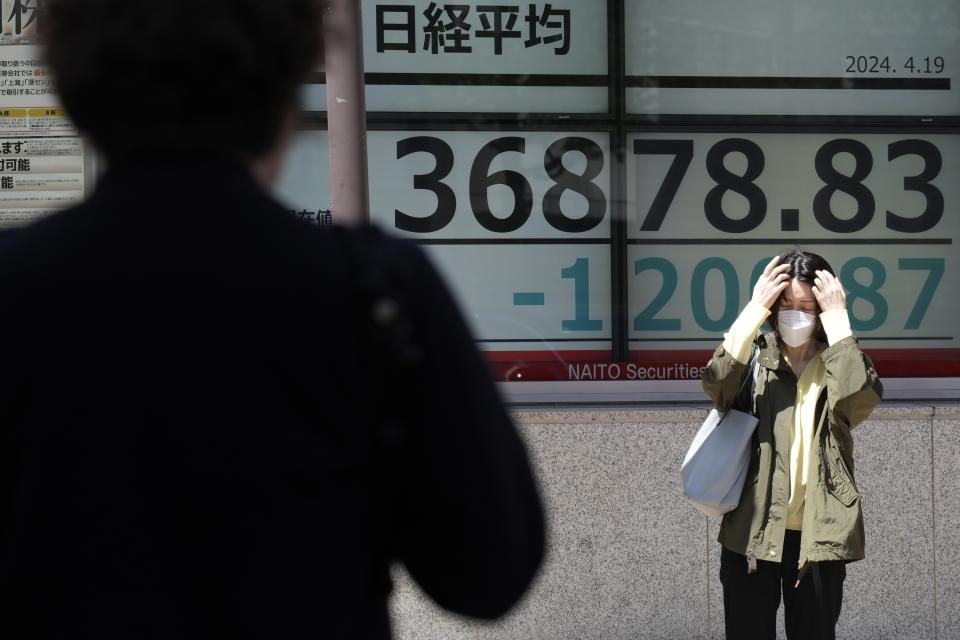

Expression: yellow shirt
xmin=722 ymin=303 xmax=853 ymax=531
xmin=783 ymin=350 xmax=825 ymax=530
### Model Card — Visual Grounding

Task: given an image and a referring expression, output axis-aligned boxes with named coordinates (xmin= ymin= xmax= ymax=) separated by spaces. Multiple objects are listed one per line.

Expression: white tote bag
xmin=681 ymin=351 xmax=760 ymax=517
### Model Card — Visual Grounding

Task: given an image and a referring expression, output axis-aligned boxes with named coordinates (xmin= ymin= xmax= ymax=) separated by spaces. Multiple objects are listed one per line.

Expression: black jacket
xmin=0 ymin=157 xmax=544 ymax=639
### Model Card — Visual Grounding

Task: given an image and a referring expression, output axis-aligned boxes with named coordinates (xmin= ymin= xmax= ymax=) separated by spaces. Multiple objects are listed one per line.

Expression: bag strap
xmin=724 ymin=345 xmax=760 ymax=419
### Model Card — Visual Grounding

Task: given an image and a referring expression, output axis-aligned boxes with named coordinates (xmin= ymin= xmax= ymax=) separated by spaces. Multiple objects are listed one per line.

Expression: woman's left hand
xmin=812 ymin=270 xmax=846 ymax=312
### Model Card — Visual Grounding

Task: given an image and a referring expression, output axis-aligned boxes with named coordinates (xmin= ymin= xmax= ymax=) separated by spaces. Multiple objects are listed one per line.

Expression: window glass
xmin=16 ymin=0 xmax=957 ymax=386
xmin=279 ymin=0 xmax=960 ymax=385
xmin=625 ymin=0 xmax=959 ymax=117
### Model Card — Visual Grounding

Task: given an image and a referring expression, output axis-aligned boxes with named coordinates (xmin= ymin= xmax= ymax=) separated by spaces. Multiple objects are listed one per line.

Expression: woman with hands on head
xmin=702 ymin=249 xmax=883 ymax=640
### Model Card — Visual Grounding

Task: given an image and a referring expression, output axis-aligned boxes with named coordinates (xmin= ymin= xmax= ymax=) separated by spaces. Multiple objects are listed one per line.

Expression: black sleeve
xmin=379 ymin=239 xmax=545 ymax=619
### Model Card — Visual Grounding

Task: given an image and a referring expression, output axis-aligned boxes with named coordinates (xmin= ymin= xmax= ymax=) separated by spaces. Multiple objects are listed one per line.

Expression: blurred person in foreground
xmin=0 ymin=1 xmax=544 ymax=637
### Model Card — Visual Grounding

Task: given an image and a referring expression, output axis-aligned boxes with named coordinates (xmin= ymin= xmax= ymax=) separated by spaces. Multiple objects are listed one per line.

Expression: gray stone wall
xmin=389 ymin=403 xmax=960 ymax=640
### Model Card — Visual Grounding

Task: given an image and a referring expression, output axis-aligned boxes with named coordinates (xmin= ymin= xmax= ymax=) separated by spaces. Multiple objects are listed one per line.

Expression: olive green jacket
xmin=702 ymin=332 xmax=883 ymax=570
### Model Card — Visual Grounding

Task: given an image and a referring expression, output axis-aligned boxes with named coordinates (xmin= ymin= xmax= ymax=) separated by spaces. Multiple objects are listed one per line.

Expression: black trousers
xmin=720 ymin=530 xmax=846 ymax=640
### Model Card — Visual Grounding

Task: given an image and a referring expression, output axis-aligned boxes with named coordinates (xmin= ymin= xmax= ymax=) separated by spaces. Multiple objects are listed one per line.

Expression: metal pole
xmin=323 ymin=0 xmax=369 ymax=225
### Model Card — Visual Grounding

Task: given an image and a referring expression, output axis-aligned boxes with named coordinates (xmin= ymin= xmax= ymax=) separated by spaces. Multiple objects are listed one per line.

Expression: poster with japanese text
xmin=0 ymin=0 xmax=74 ymax=136
xmin=0 ymin=136 xmax=85 ymax=229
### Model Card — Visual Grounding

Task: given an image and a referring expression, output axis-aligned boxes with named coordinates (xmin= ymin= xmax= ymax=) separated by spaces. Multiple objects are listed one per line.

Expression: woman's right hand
xmin=751 ymin=256 xmax=792 ymax=309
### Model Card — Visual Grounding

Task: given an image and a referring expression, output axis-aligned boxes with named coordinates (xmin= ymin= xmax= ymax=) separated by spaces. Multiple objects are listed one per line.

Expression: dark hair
xmin=42 ymin=0 xmax=323 ymax=160
xmin=768 ymin=249 xmax=836 ymax=343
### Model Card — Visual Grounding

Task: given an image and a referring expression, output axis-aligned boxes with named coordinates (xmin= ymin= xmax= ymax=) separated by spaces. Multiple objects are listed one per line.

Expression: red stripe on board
xmin=483 ymin=349 xmax=612 ymax=362
xmin=859 ymin=348 xmax=960 ymax=377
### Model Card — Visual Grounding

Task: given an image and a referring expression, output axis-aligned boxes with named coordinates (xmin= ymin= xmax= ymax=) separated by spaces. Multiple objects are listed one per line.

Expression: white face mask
xmin=777 ymin=310 xmax=817 ymax=347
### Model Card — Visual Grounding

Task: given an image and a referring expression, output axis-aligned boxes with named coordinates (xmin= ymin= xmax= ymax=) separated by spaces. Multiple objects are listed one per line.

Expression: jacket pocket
xmin=823 ymin=438 xmax=860 ymax=507
xmin=826 ymin=473 xmax=860 ymax=507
